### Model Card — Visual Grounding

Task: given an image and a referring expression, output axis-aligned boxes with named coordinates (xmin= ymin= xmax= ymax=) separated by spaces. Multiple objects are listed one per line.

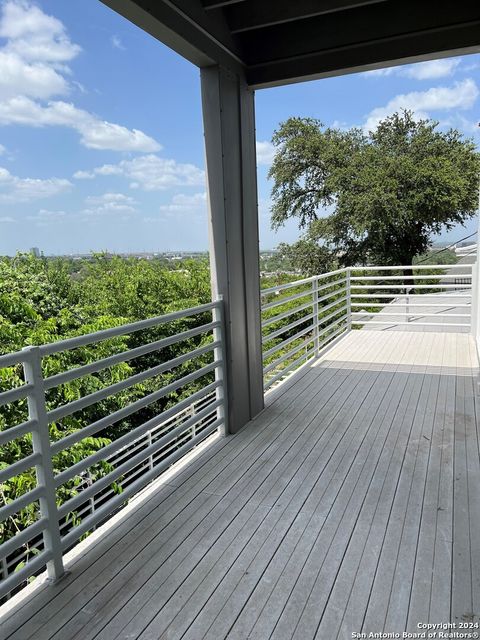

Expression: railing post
xmin=147 ymin=431 xmax=154 ymax=471
xmin=346 ymin=268 xmax=352 ymax=331
xmin=312 ymin=277 xmax=319 ymax=355
xmin=405 ymin=286 xmax=412 ymax=323
xmin=471 ymin=262 xmax=478 ymax=339
xmin=213 ymin=297 xmax=228 ymax=437
xmin=22 ymin=346 xmax=65 ymax=582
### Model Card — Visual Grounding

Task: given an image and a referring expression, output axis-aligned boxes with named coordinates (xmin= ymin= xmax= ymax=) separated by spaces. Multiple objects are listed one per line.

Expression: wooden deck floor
xmin=1 ymin=330 xmax=479 ymax=640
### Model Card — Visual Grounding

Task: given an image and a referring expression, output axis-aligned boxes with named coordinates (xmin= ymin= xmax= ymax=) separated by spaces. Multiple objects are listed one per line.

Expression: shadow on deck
xmin=1 ymin=330 xmax=479 ymax=640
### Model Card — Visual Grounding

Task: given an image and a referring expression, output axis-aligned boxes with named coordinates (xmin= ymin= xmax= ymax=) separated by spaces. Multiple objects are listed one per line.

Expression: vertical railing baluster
xmin=1 ymin=557 xmax=10 ymax=599
xmin=147 ymin=431 xmax=154 ymax=471
xmin=346 ymin=267 xmax=352 ymax=331
xmin=312 ymin=277 xmax=319 ymax=356
xmin=213 ymin=296 xmax=228 ymax=436
xmin=22 ymin=346 xmax=65 ymax=582
xmin=470 ymin=262 xmax=477 ymax=338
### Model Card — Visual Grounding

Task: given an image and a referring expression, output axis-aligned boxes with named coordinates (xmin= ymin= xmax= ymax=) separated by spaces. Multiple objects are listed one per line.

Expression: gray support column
xmin=201 ymin=65 xmax=264 ymax=434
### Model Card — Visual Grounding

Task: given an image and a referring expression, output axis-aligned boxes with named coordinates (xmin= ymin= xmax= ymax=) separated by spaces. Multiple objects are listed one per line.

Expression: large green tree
xmin=270 ymin=111 xmax=480 ymax=272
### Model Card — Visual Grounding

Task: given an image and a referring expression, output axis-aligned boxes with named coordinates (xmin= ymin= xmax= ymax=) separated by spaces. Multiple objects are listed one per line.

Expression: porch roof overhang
xmin=100 ymin=0 xmax=480 ymax=88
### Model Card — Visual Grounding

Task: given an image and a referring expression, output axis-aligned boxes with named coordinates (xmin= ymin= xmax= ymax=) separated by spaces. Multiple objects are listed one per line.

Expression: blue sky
xmin=0 ymin=0 xmax=478 ymax=255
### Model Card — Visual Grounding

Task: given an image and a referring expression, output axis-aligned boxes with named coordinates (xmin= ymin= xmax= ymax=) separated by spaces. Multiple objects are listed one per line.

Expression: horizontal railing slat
xmin=263 ymin=334 xmax=317 ymax=375
xmin=261 ymin=288 xmax=313 ymax=311
xmin=38 ymin=301 xmax=219 ymax=356
xmin=0 ymin=419 xmax=37 ymax=447
xmin=55 ymin=398 xmax=221 ymax=489
xmin=0 ymin=453 xmax=42 ymax=484
xmin=0 ymin=549 xmax=52 ymax=601
xmin=261 ymin=269 xmax=347 ymax=295
xmin=350 ymin=293 xmax=472 ymax=299
xmin=262 ymin=312 xmax=314 ymax=344
xmin=350 ymin=284 xmax=471 ymax=290
xmin=43 ymin=322 xmax=219 ymax=390
xmin=0 ymin=517 xmax=47 ymax=560
xmin=47 ymin=341 xmax=219 ymax=423
xmin=0 ymin=349 xmax=31 ymax=369
xmin=351 ymin=320 xmax=471 ymax=328
xmin=264 ymin=323 xmax=347 ymax=390
xmin=350 ymin=273 xmax=471 ymax=281
xmin=51 ymin=379 xmax=220 ymax=455
xmin=352 ymin=264 xmax=469 ymax=270
xmin=263 ymin=324 xmax=314 ymax=360
xmin=0 ymin=486 xmax=45 ymax=523
xmin=60 ymin=418 xmax=221 ymax=549
xmin=0 ymin=383 xmax=34 ymax=408
xmin=261 ymin=300 xmax=314 ymax=328
xmin=350 ymin=302 xmax=471 ymax=308
xmin=351 ymin=311 xmax=471 ymax=318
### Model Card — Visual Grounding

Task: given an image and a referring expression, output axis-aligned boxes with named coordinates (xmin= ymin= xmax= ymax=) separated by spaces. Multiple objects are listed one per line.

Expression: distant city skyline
xmin=0 ymin=0 xmax=478 ymax=255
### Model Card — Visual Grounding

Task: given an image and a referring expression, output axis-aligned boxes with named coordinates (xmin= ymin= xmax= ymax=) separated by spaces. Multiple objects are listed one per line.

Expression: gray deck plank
xmin=428 ymin=333 xmax=457 ymax=624
xmin=287 ymin=333 xmax=428 ymax=639
xmin=406 ymin=335 xmax=450 ymax=629
xmin=171 ymin=332 xmax=409 ymax=640
xmin=0 ymin=330 xmax=478 ymax=640
xmin=269 ymin=333 xmax=422 ymax=639
xmin=332 ymin=334 xmax=440 ymax=638
xmin=452 ymin=334 xmax=474 ymax=624
xmin=92 ymin=331 xmax=396 ymax=639
xmin=469 ymin=342 xmax=480 ymax=622
xmin=229 ymin=332 xmax=410 ymax=639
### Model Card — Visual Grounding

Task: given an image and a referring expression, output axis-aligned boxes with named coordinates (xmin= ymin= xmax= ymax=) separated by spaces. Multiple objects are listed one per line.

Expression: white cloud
xmin=256 ymin=140 xmax=275 ymax=166
xmin=0 ymin=143 xmax=5 ymax=155
xmin=73 ymin=169 xmax=94 ymax=179
xmin=0 ymin=215 xmax=14 ymax=222
xmin=74 ymin=154 xmax=205 ymax=190
xmin=0 ymin=0 xmax=81 ymax=63
xmin=82 ymin=192 xmax=137 ymax=217
xmin=159 ymin=192 xmax=206 ymax=216
xmin=364 ymin=78 xmax=479 ymax=131
xmin=0 ymin=96 xmax=161 ymax=151
xmin=0 ymin=50 xmax=68 ymax=100
xmin=405 ymin=59 xmax=461 ymax=80
xmin=0 ymin=1 xmax=161 ymax=152
xmin=27 ymin=209 xmax=67 ymax=225
xmin=111 ymin=35 xmax=125 ymax=51
xmin=365 ymin=58 xmax=461 ymax=80
xmin=0 ymin=165 xmax=71 ymax=202
xmin=85 ymin=192 xmax=136 ymax=206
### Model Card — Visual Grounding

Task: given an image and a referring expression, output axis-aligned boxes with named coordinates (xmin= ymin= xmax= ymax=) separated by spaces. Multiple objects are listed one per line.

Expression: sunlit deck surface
xmin=2 ymin=330 xmax=479 ymax=640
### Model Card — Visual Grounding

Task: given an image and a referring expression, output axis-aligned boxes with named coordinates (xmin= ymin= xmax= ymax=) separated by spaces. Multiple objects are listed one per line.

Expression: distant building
xmin=30 ymin=247 xmax=40 ymax=257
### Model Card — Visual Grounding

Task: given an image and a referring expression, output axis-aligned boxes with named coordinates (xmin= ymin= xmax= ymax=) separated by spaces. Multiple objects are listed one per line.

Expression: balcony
xmin=1 ymin=264 xmax=479 ymax=638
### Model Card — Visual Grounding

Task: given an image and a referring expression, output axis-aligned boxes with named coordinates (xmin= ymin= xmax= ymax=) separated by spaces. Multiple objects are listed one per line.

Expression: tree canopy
xmin=269 ymin=111 xmax=480 ymax=269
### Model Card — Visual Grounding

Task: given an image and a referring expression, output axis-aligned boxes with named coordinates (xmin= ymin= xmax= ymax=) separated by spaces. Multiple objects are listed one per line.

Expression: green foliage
xmin=0 ymin=253 xmax=212 ymax=574
xmin=277 ymin=239 xmax=337 ymax=277
xmin=270 ymin=110 xmax=480 ymax=268
xmin=413 ymin=248 xmax=458 ymax=266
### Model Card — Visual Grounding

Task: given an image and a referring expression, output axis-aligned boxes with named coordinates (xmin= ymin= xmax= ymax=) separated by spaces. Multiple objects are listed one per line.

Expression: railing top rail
xmin=0 ymin=348 xmax=31 ymax=369
xmin=0 ymin=302 xmax=220 ymax=366
xmin=350 ymin=273 xmax=472 ymax=281
xmin=33 ymin=301 xmax=220 ymax=357
xmin=351 ymin=264 xmax=473 ymax=271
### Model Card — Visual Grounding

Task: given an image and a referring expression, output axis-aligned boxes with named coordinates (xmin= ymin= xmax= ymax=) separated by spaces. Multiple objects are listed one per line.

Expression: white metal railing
xmin=349 ymin=264 xmax=472 ymax=329
xmin=0 ymin=300 xmax=226 ymax=601
xmin=261 ymin=263 xmax=473 ymax=388
xmin=261 ymin=269 xmax=349 ymax=390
